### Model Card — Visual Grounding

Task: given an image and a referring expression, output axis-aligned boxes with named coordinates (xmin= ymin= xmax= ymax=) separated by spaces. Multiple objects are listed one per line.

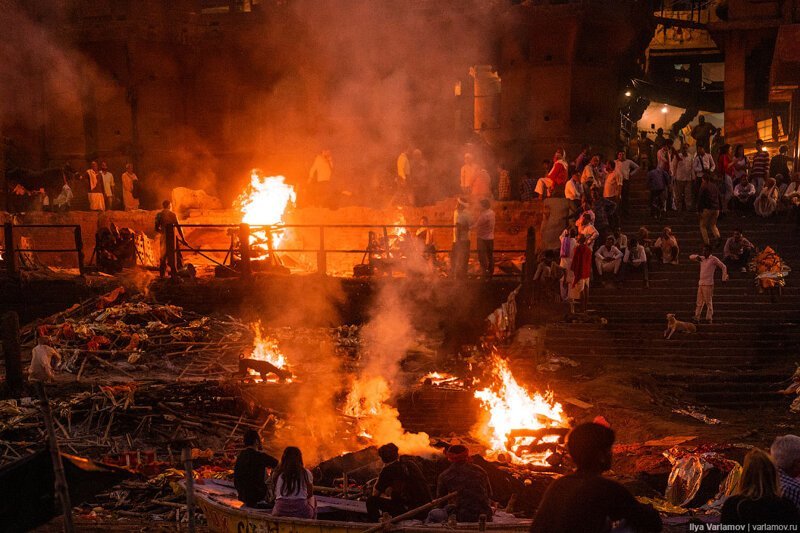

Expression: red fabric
xmin=548 ymin=161 xmax=568 ymax=186
xmin=570 ymin=244 xmax=592 ymax=285
xmin=719 ymin=154 xmax=732 ymax=177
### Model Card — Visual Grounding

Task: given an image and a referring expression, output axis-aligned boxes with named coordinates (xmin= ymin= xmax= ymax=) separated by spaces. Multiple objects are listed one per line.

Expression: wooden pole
xmin=182 ymin=447 xmax=196 ymax=533
xmin=361 ymin=492 xmax=457 ymax=533
xmin=73 ymin=226 xmax=85 ymax=275
xmin=239 ymin=223 xmax=251 ymax=279
xmin=1 ymin=311 xmax=23 ymax=398
xmin=34 ymin=382 xmax=75 ymax=533
xmin=317 ymin=226 xmax=327 ymax=275
xmin=165 ymin=223 xmax=175 ymax=277
xmin=3 ymin=222 xmax=16 ymax=276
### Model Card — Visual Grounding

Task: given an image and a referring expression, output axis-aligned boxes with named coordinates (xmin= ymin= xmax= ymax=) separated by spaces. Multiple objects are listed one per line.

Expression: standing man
xmin=308 ymin=149 xmax=333 ymax=207
xmin=692 ymin=145 xmax=716 ymax=209
xmin=696 ymin=174 xmax=722 ymax=246
xmin=121 ymin=163 xmax=139 ymax=211
xmin=690 ymin=244 xmax=728 ymax=324
xmin=28 ymin=336 xmax=61 ymax=382
xmin=580 ymin=155 xmax=603 ymax=198
xmin=770 ymin=145 xmax=791 ymax=185
xmin=750 ymin=139 xmax=770 ymax=191
xmin=691 ymin=115 xmax=718 ymax=152
xmin=451 ymin=198 xmax=471 ymax=279
xmin=233 ymin=430 xmax=279 ymax=508
xmin=473 ymin=199 xmax=495 ymax=279
xmin=613 ymin=150 xmax=639 ymax=216
xmin=460 ymin=153 xmax=478 ymax=196
xmin=86 ymin=161 xmax=105 ymax=211
xmin=672 ymin=144 xmax=694 ymax=211
xmin=396 ymin=147 xmax=412 ymax=204
xmin=569 ymin=234 xmax=592 ymax=314
xmin=100 ymin=161 xmax=115 ymax=210
xmin=646 ymin=165 xmax=670 ymax=220
xmin=155 ymin=200 xmax=185 ymax=278
xmin=573 ymin=144 xmax=591 ymax=175
xmin=496 ymin=164 xmax=511 ymax=201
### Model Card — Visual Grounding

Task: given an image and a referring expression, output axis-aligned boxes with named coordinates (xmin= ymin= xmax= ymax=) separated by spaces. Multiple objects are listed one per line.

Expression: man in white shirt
xmin=623 ymin=238 xmax=649 ymax=288
xmin=672 ymin=144 xmax=694 ymax=211
xmin=614 ymin=151 xmax=639 ymax=215
xmin=308 ymin=149 xmax=333 ymax=207
xmin=473 ymin=199 xmax=495 ymax=278
xmin=693 ymin=145 xmax=716 ymax=207
xmin=594 ymin=236 xmax=622 ymax=281
xmin=460 ymin=153 xmax=478 ymax=195
xmin=121 ymin=163 xmax=139 ymax=210
xmin=29 ymin=336 xmax=61 ymax=382
xmin=100 ymin=161 xmax=115 ymax=210
xmin=577 ymin=211 xmax=599 ymax=247
xmin=690 ymin=245 xmax=728 ymax=323
xmin=580 ymin=155 xmax=604 ymax=197
xmin=565 ymin=172 xmax=583 ymax=225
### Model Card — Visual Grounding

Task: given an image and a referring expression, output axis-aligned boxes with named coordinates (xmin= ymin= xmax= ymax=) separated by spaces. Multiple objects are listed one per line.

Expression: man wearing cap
xmin=431 ymin=445 xmax=492 ymax=523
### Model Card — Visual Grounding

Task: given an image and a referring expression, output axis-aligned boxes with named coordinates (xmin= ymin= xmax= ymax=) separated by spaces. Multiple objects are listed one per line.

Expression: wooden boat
xmin=192 ymin=479 xmax=532 ymax=533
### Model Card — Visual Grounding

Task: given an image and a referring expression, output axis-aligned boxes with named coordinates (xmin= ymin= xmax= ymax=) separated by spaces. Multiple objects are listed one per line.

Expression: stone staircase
xmin=542 ymin=174 xmax=800 ymax=411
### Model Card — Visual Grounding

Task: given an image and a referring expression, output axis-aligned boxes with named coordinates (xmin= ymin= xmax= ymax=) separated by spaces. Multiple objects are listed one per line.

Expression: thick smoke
xmin=2 ymin=0 xmax=497 ymax=205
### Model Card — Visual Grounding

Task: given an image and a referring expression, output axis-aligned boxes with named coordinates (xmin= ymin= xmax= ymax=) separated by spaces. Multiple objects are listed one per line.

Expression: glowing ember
xmin=419 ymin=371 xmax=458 ymax=385
xmin=235 ymin=171 xmax=296 ymax=255
xmin=248 ymin=322 xmax=291 ymax=383
xmin=473 ymin=355 xmax=565 ymax=465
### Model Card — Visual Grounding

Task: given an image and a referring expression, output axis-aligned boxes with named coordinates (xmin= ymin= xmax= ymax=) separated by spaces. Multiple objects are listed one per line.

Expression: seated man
xmin=431 ymin=444 xmax=493 ymax=523
xmin=234 ymin=430 xmax=279 ymax=508
xmin=594 ymin=236 xmax=622 ymax=281
xmin=367 ymin=443 xmax=431 ymax=521
xmin=732 ymin=176 xmax=756 ymax=212
xmin=623 ymin=238 xmax=649 ymax=288
xmin=770 ymin=435 xmax=800 ymax=512
xmin=531 ymin=423 xmax=662 ymax=533
xmin=653 ymin=227 xmax=679 ymax=265
xmin=723 ymin=229 xmax=755 ymax=273
xmin=783 ymin=173 xmax=800 ymax=225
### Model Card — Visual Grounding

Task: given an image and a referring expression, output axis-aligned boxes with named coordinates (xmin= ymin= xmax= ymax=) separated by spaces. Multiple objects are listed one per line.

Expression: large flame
xmin=343 ymin=376 xmax=436 ymax=456
xmin=235 ymin=171 xmax=296 ymax=254
xmin=248 ymin=322 xmax=291 ymax=383
xmin=474 ymin=355 xmax=565 ymax=465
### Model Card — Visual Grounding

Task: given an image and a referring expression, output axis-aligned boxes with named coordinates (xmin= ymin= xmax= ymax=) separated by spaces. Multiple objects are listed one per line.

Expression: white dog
xmin=664 ymin=313 xmax=697 ymax=339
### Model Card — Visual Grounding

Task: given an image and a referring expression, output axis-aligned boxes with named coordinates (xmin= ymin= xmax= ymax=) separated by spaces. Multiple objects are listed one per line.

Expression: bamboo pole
xmin=35 ymin=382 xmax=75 ymax=533
xmin=361 ymin=492 xmax=457 ymax=533
xmin=182 ymin=447 xmax=196 ymax=533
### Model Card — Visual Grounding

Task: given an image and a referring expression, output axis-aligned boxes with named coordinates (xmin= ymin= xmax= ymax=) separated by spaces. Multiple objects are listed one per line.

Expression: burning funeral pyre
xmin=235 ymin=170 xmax=296 ymax=259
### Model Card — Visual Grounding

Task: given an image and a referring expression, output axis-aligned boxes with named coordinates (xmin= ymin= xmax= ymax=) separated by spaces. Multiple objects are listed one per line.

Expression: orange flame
xmin=473 ymin=356 xmax=565 ymax=464
xmin=235 ymin=171 xmax=296 ymax=255
xmin=248 ymin=322 xmax=291 ymax=383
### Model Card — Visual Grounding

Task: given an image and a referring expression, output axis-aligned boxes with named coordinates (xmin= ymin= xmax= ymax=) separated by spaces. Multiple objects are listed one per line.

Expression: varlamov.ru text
xmin=689 ymin=525 xmax=798 ymax=532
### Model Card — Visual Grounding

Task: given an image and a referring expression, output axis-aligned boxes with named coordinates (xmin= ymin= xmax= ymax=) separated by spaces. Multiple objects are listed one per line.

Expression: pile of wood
xmin=20 ymin=287 xmax=266 ymax=381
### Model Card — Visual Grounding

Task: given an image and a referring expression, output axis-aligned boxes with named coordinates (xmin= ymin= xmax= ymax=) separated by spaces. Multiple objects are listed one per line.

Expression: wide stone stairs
xmin=542 ymin=174 xmax=800 ymax=411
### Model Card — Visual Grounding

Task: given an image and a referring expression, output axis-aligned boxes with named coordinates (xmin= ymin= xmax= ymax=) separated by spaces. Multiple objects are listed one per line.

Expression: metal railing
xmin=2 ymin=223 xmax=85 ymax=277
xmin=168 ymin=223 xmax=527 ymax=278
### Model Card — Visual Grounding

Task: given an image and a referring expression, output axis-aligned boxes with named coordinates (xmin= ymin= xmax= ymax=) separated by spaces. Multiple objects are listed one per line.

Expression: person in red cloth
xmin=569 ymin=234 xmax=592 ymax=313
xmin=549 ymin=148 xmax=569 ymax=185
xmin=535 ymin=149 xmax=569 ymax=197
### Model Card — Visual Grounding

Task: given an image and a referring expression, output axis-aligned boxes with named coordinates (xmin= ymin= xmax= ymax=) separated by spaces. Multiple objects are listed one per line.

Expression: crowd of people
xmin=230 ymin=422 xmax=800 ymax=529
xmin=8 ymin=160 xmax=141 ymax=212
